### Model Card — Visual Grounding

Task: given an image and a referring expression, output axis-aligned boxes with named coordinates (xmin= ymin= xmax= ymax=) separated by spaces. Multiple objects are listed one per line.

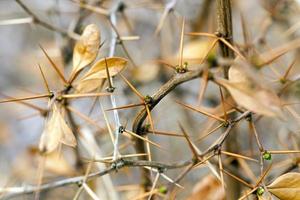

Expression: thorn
xmin=39 ymin=44 xmax=68 ymax=84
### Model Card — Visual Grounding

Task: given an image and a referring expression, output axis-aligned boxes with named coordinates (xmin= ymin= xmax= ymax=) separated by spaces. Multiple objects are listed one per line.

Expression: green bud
xmin=263 ymin=151 xmax=272 ymax=160
xmin=256 ymin=186 xmax=264 ymax=196
xmin=144 ymin=95 xmax=152 ymax=104
xmin=158 ymin=186 xmax=167 ymax=194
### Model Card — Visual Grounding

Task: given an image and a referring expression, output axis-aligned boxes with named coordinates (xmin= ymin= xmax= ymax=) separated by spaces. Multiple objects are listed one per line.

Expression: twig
xmin=15 ymin=0 xmax=79 ymax=40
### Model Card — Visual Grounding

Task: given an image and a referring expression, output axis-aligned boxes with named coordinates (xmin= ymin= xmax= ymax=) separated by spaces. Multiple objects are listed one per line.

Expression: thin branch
xmin=15 ymin=0 xmax=79 ymax=40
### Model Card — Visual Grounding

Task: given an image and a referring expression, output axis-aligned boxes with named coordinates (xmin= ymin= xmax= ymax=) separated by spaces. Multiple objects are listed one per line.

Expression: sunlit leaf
xmin=173 ymin=39 xmax=217 ymax=66
xmin=267 ymin=172 xmax=300 ymax=200
xmin=39 ymin=104 xmax=76 ymax=154
xmin=76 ymin=57 xmax=127 ymax=93
xmin=72 ymin=24 xmax=101 ymax=74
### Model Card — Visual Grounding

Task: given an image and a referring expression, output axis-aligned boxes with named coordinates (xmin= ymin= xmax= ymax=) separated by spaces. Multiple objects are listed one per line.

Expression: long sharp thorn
xmin=0 ymin=93 xmax=45 ymax=112
xmin=219 ymin=38 xmax=246 ymax=60
xmin=124 ymin=130 xmax=164 ymax=150
xmin=179 ymin=17 xmax=185 ymax=67
xmin=147 ymin=173 xmax=160 ymax=200
xmin=197 ymin=69 xmax=209 ymax=105
xmin=105 ymin=57 xmax=114 ymax=90
xmin=178 ymin=123 xmax=199 ymax=160
xmin=119 ymin=73 xmax=144 ymax=100
xmin=67 ymin=106 xmax=103 ymax=131
xmin=219 ymin=87 xmax=228 ymax=122
xmin=39 ymin=44 xmax=68 ymax=84
xmin=145 ymin=105 xmax=155 ymax=135
xmin=268 ymin=150 xmax=300 ymax=154
xmin=0 ymin=94 xmax=50 ymax=104
xmin=238 ymin=187 xmax=258 ymax=200
xmin=254 ymin=163 xmax=272 ymax=188
xmin=176 ymin=100 xmax=225 ymax=122
xmin=196 ymin=123 xmax=224 ymax=142
xmin=105 ymin=103 xmax=144 ymax=111
xmin=148 ymin=130 xmax=185 ymax=137
xmin=37 ymin=64 xmax=51 ymax=94
xmin=221 ymin=151 xmax=258 ymax=162
xmin=222 ymin=169 xmax=253 ymax=188
xmin=186 ymin=32 xmax=218 ymax=38
xmin=155 ymin=59 xmax=176 ymax=70
xmin=218 ymin=154 xmax=225 ymax=189
xmin=283 ymin=57 xmax=297 ymax=80
xmin=62 ymin=93 xmax=111 ymax=99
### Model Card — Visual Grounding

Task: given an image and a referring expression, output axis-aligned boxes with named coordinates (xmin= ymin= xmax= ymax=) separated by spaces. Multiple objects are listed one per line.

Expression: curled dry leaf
xmin=39 ymin=104 xmax=76 ymax=154
xmin=217 ymin=64 xmax=282 ymax=117
xmin=267 ymin=172 xmax=300 ymax=200
xmin=76 ymin=57 xmax=127 ymax=93
xmin=72 ymin=24 xmax=101 ymax=75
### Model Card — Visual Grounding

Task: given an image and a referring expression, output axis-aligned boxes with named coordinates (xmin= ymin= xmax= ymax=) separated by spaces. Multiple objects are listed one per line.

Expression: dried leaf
xmin=267 ymin=172 xmax=300 ymax=200
xmin=76 ymin=57 xmax=127 ymax=93
xmin=39 ymin=104 xmax=76 ymax=154
xmin=44 ymin=151 xmax=76 ymax=176
xmin=76 ymin=79 xmax=105 ymax=94
xmin=172 ymin=39 xmax=217 ymax=66
xmin=72 ymin=24 xmax=101 ymax=74
xmin=133 ymin=62 xmax=159 ymax=83
xmin=217 ymin=65 xmax=282 ymax=117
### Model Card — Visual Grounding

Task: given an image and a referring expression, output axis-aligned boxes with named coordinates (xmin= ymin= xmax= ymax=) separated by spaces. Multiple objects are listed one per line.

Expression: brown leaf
xmin=267 ymin=172 xmax=300 ymax=200
xmin=186 ymin=175 xmax=225 ymax=200
xmin=72 ymin=24 xmax=101 ymax=74
xmin=217 ymin=65 xmax=282 ymax=117
xmin=76 ymin=57 xmax=127 ymax=93
xmin=39 ymin=104 xmax=76 ymax=154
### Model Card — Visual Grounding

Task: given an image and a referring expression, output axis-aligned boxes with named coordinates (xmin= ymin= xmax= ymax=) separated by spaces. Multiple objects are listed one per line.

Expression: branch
xmin=132 ymin=69 xmax=204 ymax=135
xmin=0 ymin=159 xmax=191 ymax=199
xmin=132 ymin=68 xmax=204 ymax=190
xmin=15 ymin=0 xmax=79 ymax=40
xmin=216 ymin=0 xmax=234 ymax=77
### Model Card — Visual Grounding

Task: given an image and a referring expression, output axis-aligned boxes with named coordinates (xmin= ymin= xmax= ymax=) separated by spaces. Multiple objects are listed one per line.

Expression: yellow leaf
xmin=76 ymin=57 xmax=127 ymax=93
xmin=76 ymin=79 xmax=105 ymax=94
xmin=169 ymin=39 xmax=217 ymax=66
xmin=72 ymin=24 xmax=100 ymax=74
xmin=39 ymin=104 xmax=76 ymax=154
xmin=267 ymin=172 xmax=300 ymax=200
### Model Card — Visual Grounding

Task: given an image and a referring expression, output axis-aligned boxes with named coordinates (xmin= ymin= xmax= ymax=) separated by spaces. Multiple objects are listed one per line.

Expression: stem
xmin=108 ymin=1 xmax=122 ymax=161
xmin=216 ymin=0 xmax=240 ymax=198
xmin=217 ymin=0 xmax=234 ymax=77
xmin=132 ymin=69 xmax=203 ymax=191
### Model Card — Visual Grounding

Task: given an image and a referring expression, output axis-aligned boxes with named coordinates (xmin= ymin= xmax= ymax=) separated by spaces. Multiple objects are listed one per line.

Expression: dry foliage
xmin=1 ymin=1 xmax=300 ymax=200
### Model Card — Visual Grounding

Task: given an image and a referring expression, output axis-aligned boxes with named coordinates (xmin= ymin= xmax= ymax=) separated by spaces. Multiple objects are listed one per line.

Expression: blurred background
xmin=1 ymin=0 xmax=300 ymax=199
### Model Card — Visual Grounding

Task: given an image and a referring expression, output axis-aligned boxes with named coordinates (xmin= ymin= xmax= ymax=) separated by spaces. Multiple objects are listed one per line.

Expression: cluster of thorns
xmin=1 ymin=0 xmax=300 ymax=200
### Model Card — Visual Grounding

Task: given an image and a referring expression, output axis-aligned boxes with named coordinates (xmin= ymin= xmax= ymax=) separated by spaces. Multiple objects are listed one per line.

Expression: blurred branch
xmin=0 ymin=158 xmax=191 ymax=199
xmin=15 ymin=0 xmax=80 ymax=40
